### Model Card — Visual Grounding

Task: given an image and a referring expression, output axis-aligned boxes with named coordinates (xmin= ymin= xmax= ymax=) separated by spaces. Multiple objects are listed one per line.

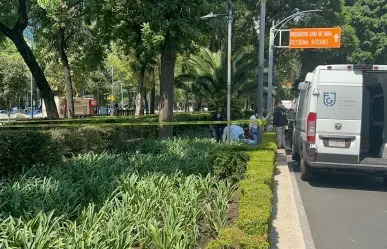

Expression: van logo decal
xmin=323 ymin=92 xmax=336 ymax=107
xmin=335 ymin=123 xmax=342 ymax=130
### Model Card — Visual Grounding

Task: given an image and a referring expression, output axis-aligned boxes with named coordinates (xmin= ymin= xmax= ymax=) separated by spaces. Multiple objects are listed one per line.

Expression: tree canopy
xmin=0 ymin=0 xmax=385 ymax=133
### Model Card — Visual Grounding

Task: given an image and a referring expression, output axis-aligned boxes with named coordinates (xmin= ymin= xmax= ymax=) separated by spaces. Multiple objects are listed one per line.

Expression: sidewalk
xmin=270 ymin=149 xmax=305 ymax=249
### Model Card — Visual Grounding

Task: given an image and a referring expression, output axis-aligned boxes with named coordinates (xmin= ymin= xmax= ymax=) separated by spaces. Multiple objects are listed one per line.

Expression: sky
xmin=23 ymin=26 xmax=34 ymax=47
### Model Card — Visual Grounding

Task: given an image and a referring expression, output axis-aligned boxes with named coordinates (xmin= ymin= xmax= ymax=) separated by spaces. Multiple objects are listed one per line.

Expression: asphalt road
xmin=290 ymin=159 xmax=387 ymax=249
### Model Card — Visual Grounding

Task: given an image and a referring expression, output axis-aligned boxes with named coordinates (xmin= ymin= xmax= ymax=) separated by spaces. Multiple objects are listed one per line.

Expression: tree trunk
xmin=150 ymin=68 xmax=156 ymax=114
xmin=184 ymin=91 xmax=189 ymax=113
xmin=59 ymin=28 xmax=75 ymax=118
xmin=144 ymin=90 xmax=149 ymax=115
xmin=135 ymin=66 xmax=146 ymax=116
xmin=4 ymin=29 xmax=59 ymax=119
xmin=158 ymin=34 xmax=177 ymax=138
xmin=193 ymin=96 xmax=202 ymax=112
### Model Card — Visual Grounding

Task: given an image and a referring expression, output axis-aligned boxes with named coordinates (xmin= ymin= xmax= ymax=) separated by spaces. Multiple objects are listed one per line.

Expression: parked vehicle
xmin=292 ymin=64 xmax=387 ymax=182
xmin=42 ymin=97 xmax=97 ymax=118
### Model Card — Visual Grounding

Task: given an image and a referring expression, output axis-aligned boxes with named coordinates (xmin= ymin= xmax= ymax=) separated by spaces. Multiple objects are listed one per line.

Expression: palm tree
xmin=175 ymin=47 xmax=258 ymax=111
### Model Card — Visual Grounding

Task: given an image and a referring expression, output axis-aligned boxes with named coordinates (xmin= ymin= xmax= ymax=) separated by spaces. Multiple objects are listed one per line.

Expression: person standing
xmin=273 ymin=100 xmax=288 ymax=149
xmin=211 ymin=107 xmax=226 ymax=142
xmin=249 ymin=109 xmax=260 ymax=145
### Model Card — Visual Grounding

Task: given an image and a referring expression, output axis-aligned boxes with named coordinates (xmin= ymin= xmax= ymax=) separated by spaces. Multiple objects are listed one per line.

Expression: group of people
xmin=210 ymin=107 xmax=261 ymax=144
xmin=209 ymin=101 xmax=295 ymax=148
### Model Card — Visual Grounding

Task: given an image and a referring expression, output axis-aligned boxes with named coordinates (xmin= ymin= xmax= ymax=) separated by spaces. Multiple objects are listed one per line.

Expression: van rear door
xmin=315 ymin=68 xmax=363 ymax=164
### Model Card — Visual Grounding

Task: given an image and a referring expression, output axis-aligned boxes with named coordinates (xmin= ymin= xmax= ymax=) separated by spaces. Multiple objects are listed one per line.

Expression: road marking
xmin=287 ymin=156 xmax=316 ymax=249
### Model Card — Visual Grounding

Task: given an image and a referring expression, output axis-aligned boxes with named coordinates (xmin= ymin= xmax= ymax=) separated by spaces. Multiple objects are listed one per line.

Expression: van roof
xmin=315 ymin=64 xmax=387 ymax=71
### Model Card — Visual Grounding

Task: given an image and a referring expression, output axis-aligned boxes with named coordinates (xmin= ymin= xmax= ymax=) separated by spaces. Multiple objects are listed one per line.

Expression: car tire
xmin=300 ymin=155 xmax=313 ymax=181
xmin=292 ymin=149 xmax=300 ymax=162
xmin=291 ymin=140 xmax=300 ymax=162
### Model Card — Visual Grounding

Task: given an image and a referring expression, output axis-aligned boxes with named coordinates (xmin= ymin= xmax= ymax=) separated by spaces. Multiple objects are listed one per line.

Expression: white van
xmin=292 ymin=64 xmax=387 ymax=182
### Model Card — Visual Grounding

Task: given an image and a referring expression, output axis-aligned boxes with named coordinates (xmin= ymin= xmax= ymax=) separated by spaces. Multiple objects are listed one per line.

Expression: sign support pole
xmin=267 ymin=24 xmax=275 ymax=118
xmin=265 ymin=10 xmax=323 ymax=124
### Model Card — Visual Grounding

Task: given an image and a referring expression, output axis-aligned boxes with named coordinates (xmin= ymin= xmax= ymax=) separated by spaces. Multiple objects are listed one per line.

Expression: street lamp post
xmin=111 ymin=65 xmax=114 ymax=97
xmin=121 ymin=83 xmax=124 ymax=108
xmin=266 ymin=10 xmax=322 ymax=117
xmin=257 ymin=0 xmax=266 ymax=118
xmin=201 ymin=0 xmax=233 ymax=145
xmin=30 ymin=55 xmax=33 ymax=119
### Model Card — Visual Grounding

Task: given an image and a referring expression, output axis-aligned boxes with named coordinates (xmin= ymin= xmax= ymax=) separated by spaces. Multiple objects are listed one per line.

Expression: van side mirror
xmin=298 ymin=82 xmax=308 ymax=91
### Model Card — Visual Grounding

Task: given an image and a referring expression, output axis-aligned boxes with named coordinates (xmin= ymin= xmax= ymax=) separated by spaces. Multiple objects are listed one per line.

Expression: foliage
xmin=344 ymin=0 xmax=387 ymax=64
xmin=209 ymin=150 xmax=250 ymax=184
xmin=107 ymin=44 xmax=137 ymax=98
xmin=32 ymin=0 xmax=105 ymax=98
xmin=175 ymin=47 xmax=257 ymax=110
xmin=0 ymin=130 xmax=62 ymax=176
xmin=207 ymin=133 xmax=277 ymax=249
xmin=2 ymin=113 xmax=215 ymax=159
xmin=0 ymin=42 xmax=29 ymax=112
xmin=0 ymin=139 xmax=235 ymax=248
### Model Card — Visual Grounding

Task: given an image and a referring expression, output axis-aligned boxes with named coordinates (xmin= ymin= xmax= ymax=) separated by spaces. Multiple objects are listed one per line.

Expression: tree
xmin=107 ymin=44 xmax=137 ymax=108
xmin=98 ymin=1 xmax=161 ymax=116
xmin=344 ymin=0 xmax=387 ymax=64
xmin=175 ymin=47 xmax=257 ymax=110
xmin=34 ymin=0 xmax=105 ymax=118
xmin=0 ymin=0 xmax=59 ymax=119
xmin=144 ymin=0 xmax=221 ymax=137
xmin=131 ymin=23 xmax=163 ymax=116
xmin=0 ymin=53 xmax=28 ymax=122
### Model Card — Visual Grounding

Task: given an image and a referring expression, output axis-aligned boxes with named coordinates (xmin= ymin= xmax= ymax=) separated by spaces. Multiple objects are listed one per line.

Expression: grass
xmin=0 ymin=138 xmax=235 ymax=249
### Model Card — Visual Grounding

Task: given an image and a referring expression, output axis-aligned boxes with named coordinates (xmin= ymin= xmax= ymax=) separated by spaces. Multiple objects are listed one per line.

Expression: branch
xmin=14 ymin=0 xmax=28 ymax=31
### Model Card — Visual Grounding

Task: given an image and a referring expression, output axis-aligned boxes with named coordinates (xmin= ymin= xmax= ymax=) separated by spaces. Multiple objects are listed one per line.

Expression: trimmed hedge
xmin=0 ymin=114 xmax=214 ymax=174
xmin=0 ymin=130 xmax=62 ymax=176
xmin=209 ymin=150 xmax=250 ymax=184
xmin=10 ymin=112 xmax=212 ymax=125
xmin=207 ymin=133 xmax=277 ymax=249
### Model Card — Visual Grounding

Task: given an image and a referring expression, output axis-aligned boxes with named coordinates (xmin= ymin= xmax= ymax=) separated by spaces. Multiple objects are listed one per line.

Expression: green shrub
xmin=207 ymin=226 xmax=269 ymax=249
xmin=207 ymin=133 xmax=277 ymax=249
xmin=209 ymin=150 xmax=250 ymax=183
xmin=49 ymin=126 xmax=160 ymax=155
xmin=0 ymin=130 xmax=62 ymax=175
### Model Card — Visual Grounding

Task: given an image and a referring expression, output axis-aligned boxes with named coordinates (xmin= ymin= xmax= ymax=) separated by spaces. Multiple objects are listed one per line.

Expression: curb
xmin=288 ymin=159 xmax=316 ymax=249
xmin=270 ymin=150 xmax=313 ymax=249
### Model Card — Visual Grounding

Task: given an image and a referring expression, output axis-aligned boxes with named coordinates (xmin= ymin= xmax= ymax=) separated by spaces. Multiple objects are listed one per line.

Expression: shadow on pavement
xmin=289 ymin=159 xmax=387 ymax=192
xmin=269 ymin=159 xmax=281 ymax=249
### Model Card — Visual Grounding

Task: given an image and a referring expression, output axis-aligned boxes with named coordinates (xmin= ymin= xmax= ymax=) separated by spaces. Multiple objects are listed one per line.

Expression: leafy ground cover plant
xmin=0 ymin=138 xmax=235 ymax=249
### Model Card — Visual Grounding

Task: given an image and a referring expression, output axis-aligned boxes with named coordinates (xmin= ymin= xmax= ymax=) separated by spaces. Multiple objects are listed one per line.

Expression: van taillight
xmin=307 ymin=112 xmax=317 ymax=143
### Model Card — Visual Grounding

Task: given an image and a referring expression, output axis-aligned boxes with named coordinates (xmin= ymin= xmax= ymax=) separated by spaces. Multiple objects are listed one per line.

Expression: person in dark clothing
xmin=211 ymin=107 xmax=226 ymax=141
xmin=273 ymin=100 xmax=288 ymax=149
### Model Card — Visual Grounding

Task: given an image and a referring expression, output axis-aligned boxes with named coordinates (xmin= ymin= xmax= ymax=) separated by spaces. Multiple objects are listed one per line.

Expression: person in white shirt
xmin=223 ymin=125 xmax=245 ymax=142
